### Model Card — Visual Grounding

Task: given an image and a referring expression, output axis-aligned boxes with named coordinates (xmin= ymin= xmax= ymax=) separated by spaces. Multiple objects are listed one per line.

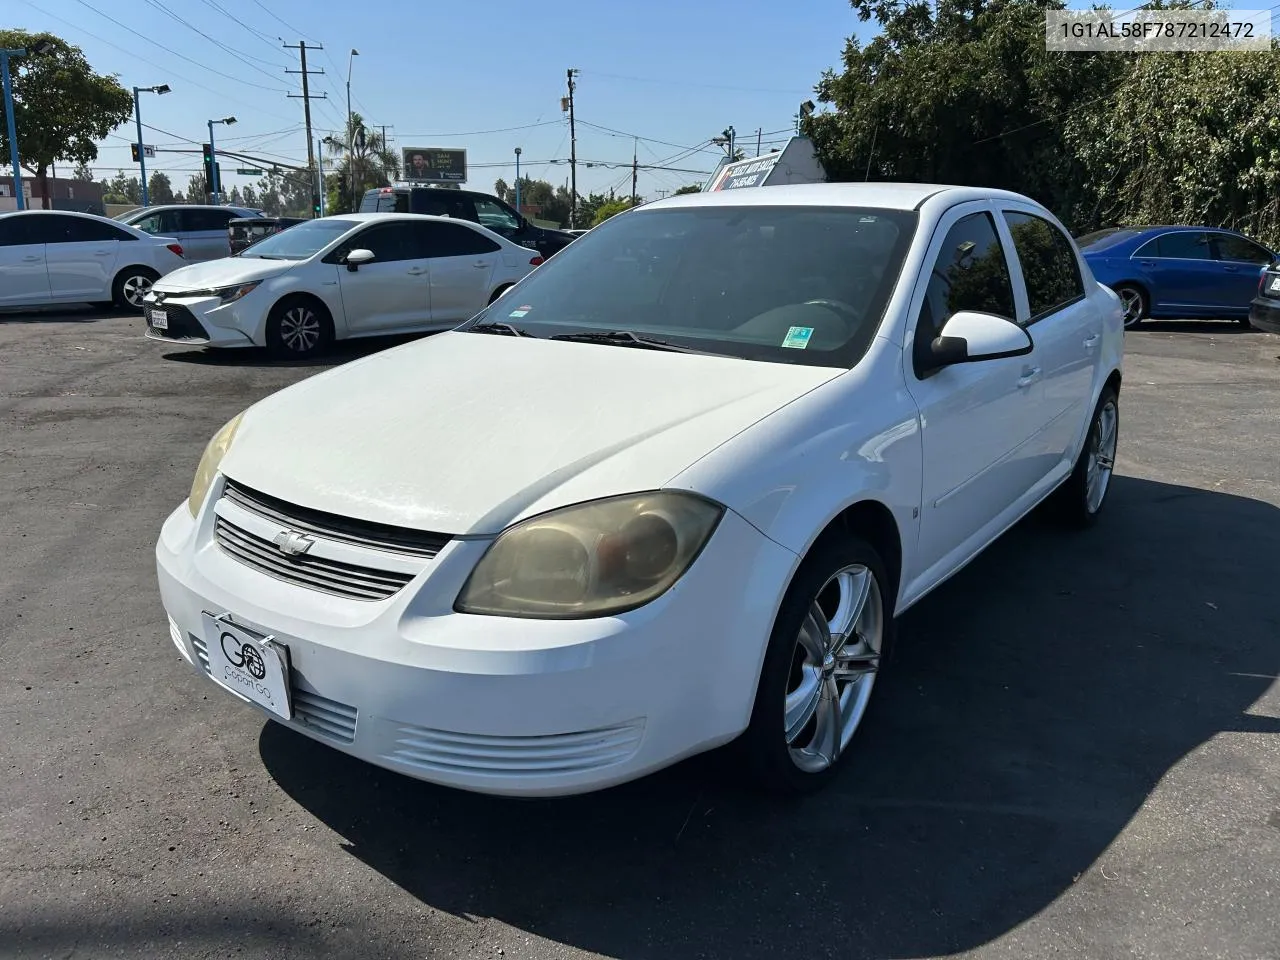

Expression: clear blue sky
xmin=11 ymin=0 xmax=876 ymax=200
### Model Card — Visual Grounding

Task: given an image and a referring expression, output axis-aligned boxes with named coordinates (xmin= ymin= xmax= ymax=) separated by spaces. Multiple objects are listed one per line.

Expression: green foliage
xmin=592 ymin=198 xmax=635 ymax=226
xmin=674 ymin=185 xmax=702 ymax=196
xmin=147 ymin=171 xmax=174 ymax=204
xmin=495 ymin=176 xmax=575 ymax=226
xmin=0 ymin=30 xmax=134 ymax=208
xmin=324 ymin=114 xmax=397 ymax=214
xmin=810 ymin=0 xmax=1280 ymax=246
xmin=99 ymin=169 xmax=140 ymax=205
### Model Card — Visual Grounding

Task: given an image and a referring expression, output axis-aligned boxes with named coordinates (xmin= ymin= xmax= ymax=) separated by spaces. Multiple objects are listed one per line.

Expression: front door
xmin=333 ymin=221 xmax=432 ymax=333
xmin=1133 ymin=230 xmax=1220 ymax=315
xmin=0 ymin=216 xmax=51 ymax=305
xmin=41 ymin=214 xmax=123 ymax=302
xmin=903 ymin=205 xmax=1054 ymax=586
xmin=420 ymin=220 xmax=502 ymax=325
xmin=1000 ymin=206 xmax=1099 ymax=474
xmin=177 ymin=208 xmax=236 ymax=262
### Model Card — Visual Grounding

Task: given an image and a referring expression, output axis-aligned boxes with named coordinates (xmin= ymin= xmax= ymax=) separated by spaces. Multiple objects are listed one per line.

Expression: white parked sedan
xmin=156 ymin=183 xmax=1123 ymax=797
xmin=141 ymin=213 xmax=544 ymax=358
xmin=0 ymin=209 xmax=186 ymax=310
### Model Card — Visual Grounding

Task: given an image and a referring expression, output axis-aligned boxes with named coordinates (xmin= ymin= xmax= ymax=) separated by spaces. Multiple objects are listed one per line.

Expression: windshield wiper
xmin=550 ymin=330 xmax=709 ymax=354
xmin=468 ymin=321 xmax=534 ymax=337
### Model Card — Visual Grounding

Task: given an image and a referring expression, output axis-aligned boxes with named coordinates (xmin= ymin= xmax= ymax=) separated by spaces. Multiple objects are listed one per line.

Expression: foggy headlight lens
xmin=216 ymin=281 xmax=260 ymax=304
xmin=455 ymin=492 xmax=723 ymax=618
xmin=187 ymin=413 xmax=244 ymax=518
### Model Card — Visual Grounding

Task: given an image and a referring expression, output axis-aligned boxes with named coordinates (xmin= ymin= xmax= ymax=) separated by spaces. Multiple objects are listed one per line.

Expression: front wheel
xmin=1053 ymin=385 xmax=1119 ymax=528
xmin=266 ymin=297 xmax=333 ymax=360
xmin=1113 ymin=284 xmax=1146 ymax=330
xmin=113 ymin=267 xmax=158 ymax=311
xmin=740 ymin=535 xmax=893 ymax=794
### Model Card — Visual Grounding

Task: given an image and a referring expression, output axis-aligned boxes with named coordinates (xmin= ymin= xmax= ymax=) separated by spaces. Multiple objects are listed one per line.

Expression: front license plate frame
xmin=148 ymin=307 xmax=169 ymax=330
xmin=201 ymin=612 xmax=292 ymax=720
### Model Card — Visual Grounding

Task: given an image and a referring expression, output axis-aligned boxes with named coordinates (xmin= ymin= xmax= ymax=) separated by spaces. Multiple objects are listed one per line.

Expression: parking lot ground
xmin=1 ymin=310 xmax=1279 ymax=960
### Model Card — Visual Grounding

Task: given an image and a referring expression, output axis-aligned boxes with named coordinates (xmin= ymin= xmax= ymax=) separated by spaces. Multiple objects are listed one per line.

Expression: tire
xmin=112 ymin=267 xmax=158 ymax=311
xmin=1113 ymin=284 xmax=1146 ymax=330
xmin=740 ymin=533 xmax=894 ymax=795
xmin=1052 ymin=384 xmax=1119 ymax=529
xmin=265 ymin=296 xmax=333 ymax=360
xmin=1236 ymin=315 xmax=1253 ymax=327
xmin=488 ymin=285 xmax=513 ymax=305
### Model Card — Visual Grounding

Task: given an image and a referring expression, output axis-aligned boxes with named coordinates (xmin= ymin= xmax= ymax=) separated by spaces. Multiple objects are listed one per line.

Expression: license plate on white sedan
xmin=148 ymin=308 xmax=168 ymax=330
xmin=201 ymin=613 xmax=292 ymax=719
xmin=1268 ymin=276 xmax=1280 ymax=294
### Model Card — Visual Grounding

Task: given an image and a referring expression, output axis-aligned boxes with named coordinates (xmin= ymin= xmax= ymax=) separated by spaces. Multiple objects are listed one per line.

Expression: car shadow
xmin=258 ymin=475 xmax=1280 ymax=959
xmin=1135 ymin=319 xmax=1256 ymax=334
xmin=0 ymin=304 xmax=135 ymax=323
xmin=161 ymin=333 xmax=429 ymax=368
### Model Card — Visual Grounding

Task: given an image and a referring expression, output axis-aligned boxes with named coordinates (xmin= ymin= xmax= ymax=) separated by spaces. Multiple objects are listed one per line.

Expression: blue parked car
xmin=1076 ymin=225 xmax=1274 ymax=329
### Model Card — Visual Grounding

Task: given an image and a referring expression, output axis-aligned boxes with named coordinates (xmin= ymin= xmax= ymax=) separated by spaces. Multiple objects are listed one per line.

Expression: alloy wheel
xmin=122 ymin=274 xmax=153 ymax=308
xmin=279 ymin=306 xmax=321 ymax=353
xmin=1117 ymin=288 xmax=1143 ymax=328
xmin=785 ymin=564 xmax=883 ymax=773
xmin=1085 ymin=398 xmax=1118 ymax=513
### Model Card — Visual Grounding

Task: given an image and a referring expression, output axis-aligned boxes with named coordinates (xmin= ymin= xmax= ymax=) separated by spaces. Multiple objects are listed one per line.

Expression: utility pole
xmin=630 ymin=137 xmax=638 ymax=206
xmin=285 ymin=40 xmax=326 ymax=217
xmin=756 ymin=127 xmax=762 ymax=156
xmin=564 ymin=68 xmax=579 ymax=228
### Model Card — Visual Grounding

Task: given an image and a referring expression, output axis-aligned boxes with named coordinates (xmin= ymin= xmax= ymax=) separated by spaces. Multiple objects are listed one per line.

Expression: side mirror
xmin=924 ymin=311 xmax=1033 ymax=372
xmin=345 ymin=248 xmax=375 ymax=271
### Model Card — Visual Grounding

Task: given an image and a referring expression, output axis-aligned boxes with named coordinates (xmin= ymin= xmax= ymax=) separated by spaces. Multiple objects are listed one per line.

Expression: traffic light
xmin=130 ymin=143 xmax=140 ymax=163
xmin=311 ymin=193 xmax=322 ymax=218
xmin=201 ymin=143 xmax=214 ymax=193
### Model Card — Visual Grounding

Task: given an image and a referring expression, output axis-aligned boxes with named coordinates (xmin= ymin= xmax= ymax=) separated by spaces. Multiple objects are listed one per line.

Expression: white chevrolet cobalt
xmin=142 ymin=213 xmax=543 ymax=357
xmin=156 ymin=184 xmax=1123 ymax=797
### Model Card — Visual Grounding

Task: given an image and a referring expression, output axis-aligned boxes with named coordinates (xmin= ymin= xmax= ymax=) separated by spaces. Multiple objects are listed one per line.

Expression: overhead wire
xmin=136 ymin=0 xmax=291 ymax=88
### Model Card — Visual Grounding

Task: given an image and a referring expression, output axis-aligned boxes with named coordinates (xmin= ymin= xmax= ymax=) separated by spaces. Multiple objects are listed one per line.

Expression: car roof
xmin=640 ymin=182 xmax=1036 ymax=213
xmin=1 ymin=208 xmax=127 ymax=223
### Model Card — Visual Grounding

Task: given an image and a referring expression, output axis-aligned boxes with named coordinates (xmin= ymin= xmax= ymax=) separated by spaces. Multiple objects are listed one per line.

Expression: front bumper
xmin=156 ymin=487 xmax=798 ymax=797
xmin=143 ymin=293 xmax=261 ymax=348
xmin=1248 ymin=298 xmax=1280 ymax=334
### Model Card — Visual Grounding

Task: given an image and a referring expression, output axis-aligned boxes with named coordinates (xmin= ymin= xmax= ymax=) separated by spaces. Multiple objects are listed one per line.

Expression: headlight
xmin=215 ymin=281 xmax=261 ymax=304
xmin=455 ymin=492 xmax=723 ymax=618
xmin=187 ymin=413 xmax=244 ymax=518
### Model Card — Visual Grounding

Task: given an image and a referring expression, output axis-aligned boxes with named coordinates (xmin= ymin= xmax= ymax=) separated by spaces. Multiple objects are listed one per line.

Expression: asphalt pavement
xmin=1 ymin=309 xmax=1278 ymax=960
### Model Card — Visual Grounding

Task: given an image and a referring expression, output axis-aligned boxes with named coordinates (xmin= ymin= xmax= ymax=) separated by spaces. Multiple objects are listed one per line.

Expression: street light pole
xmin=346 ymin=49 xmax=358 ymax=209
xmin=207 ymin=116 xmax=236 ymax=204
xmin=133 ymin=83 xmax=170 ymax=206
xmin=2 ymin=47 xmax=31 ymax=210
xmin=514 ymin=147 xmax=521 ymax=216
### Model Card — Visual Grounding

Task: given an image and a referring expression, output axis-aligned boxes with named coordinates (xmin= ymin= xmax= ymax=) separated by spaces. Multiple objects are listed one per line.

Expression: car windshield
xmin=1076 ymin=227 xmax=1141 ymax=252
xmin=239 ymin=219 xmax=353 ymax=259
xmin=464 ymin=204 xmax=917 ymax=368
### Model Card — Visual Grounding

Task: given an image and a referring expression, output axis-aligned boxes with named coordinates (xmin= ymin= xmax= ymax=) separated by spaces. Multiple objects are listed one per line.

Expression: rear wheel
xmin=265 ymin=296 xmax=333 ymax=360
xmin=1113 ymin=284 xmax=1146 ymax=330
xmin=112 ymin=267 xmax=158 ymax=311
xmin=741 ymin=534 xmax=893 ymax=794
xmin=1053 ymin=384 xmax=1119 ymax=528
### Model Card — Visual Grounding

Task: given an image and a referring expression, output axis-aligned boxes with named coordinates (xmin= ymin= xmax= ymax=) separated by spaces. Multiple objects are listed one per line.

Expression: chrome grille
xmin=214 ymin=516 xmax=414 ymax=601
xmin=222 ymin=479 xmax=450 ymax=558
xmin=386 ymin=720 xmax=645 ymax=777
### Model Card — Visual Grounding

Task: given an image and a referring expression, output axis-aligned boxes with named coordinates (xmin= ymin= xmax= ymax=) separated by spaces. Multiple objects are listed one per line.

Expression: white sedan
xmin=0 ymin=209 xmax=185 ymax=310
xmin=156 ymin=183 xmax=1123 ymax=797
xmin=142 ymin=213 xmax=544 ymax=358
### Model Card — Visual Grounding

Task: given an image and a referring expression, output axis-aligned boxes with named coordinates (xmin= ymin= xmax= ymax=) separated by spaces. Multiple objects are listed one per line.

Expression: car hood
xmin=153 ymin=257 xmax=294 ymax=291
xmin=220 ymin=332 xmax=841 ymax=535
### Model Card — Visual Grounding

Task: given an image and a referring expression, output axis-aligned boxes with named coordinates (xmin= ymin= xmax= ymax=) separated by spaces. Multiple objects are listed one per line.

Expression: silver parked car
xmin=116 ymin=205 xmax=264 ymax=262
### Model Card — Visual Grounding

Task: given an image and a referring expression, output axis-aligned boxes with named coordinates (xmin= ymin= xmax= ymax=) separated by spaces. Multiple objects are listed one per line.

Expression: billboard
xmin=402 ymin=147 xmax=467 ymax=184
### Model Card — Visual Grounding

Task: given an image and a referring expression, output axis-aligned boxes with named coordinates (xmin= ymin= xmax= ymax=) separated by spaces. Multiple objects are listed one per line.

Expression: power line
xmin=197 ymin=0 xmax=285 ymax=52
xmin=248 ymin=0 xmax=315 ymax=42
xmin=394 ymin=120 xmax=565 ymax=139
xmin=580 ymin=70 xmax=813 ymax=97
xmin=137 ymin=0 xmax=291 ymax=88
xmin=576 ymin=119 xmax=722 ymax=155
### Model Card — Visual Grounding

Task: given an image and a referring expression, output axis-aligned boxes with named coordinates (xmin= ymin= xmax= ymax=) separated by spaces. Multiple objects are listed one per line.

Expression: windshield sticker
xmin=782 ymin=326 xmax=814 ymax=349
xmin=508 ymin=307 xmax=531 ymax=318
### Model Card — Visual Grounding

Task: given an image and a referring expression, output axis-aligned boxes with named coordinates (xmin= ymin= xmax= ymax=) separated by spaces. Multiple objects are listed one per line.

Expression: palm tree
xmin=324 ymin=112 xmax=399 ymax=213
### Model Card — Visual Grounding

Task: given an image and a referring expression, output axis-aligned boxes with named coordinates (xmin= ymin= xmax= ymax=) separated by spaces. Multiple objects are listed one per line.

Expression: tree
xmin=324 ymin=113 xmax=398 ymax=214
xmin=241 ymin=184 xmax=259 ymax=208
xmin=674 ymin=185 xmax=702 ymax=196
xmin=492 ymin=176 xmax=576 ymax=226
xmin=0 ymin=30 xmax=134 ymax=209
xmin=187 ymin=172 xmax=208 ymax=203
xmin=225 ymin=184 xmax=243 ymax=206
xmin=71 ymin=160 xmax=94 ymax=182
xmin=147 ymin=171 xmax=174 ymax=204
xmin=592 ymin=198 xmax=636 ymax=226
xmin=99 ymin=169 xmax=140 ymax=204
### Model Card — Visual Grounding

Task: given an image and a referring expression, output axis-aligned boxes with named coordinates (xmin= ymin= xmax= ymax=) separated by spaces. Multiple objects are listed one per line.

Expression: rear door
xmin=332 ymin=221 xmax=432 ymax=332
xmin=177 ymin=208 xmax=237 ymax=261
xmin=1209 ymin=232 xmax=1272 ymax=314
xmin=1000 ymin=206 xmax=1098 ymax=476
xmin=0 ymin=216 xmax=51 ymax=305
xmin=419 ymin=220 xmax=502 ymax=324
xmin=1133 ymin=230 xmax=1220 ymax=314
xmin=42 ymin=215 xmax=126 ymax=301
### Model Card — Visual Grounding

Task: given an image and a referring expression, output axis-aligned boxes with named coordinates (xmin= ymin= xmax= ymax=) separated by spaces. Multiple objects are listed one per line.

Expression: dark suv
xmin=359 ymin=186 xmax=576 ymax=259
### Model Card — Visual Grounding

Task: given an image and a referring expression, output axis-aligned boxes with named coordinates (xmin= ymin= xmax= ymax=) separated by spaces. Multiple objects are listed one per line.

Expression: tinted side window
xmin=181 ymin=209 xmax=236 ymax=232
xmin=0 ymin=217 xmax=33 ymax=246
xmin=1212 ymin=233 xmax=1271 ymax=264
xmin=1004 ymin=211 xmax=1085 ymax=322
xmin=917 ymin=212 xmax=1014 ymax=335
xmin=473 ymin=197 xmax=521 ymax=235
xmin=420 ymin=221 xmax=501 ymax=257
xmin=345 ymin=222 xmax=420 ymax=262
xmin=64 ymin=217 xmax=132 ymax=242
xmin=1156 ymin=232 xmax=1211 ymax=260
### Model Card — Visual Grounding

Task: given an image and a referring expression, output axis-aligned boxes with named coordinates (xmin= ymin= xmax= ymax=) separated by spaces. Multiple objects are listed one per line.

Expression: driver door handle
xmin=1016 ymin=366 xmax=1042 ymax=389
xmin=1083 ymin=334 xmax=1099 ymax=348
xmin=406 ymin=267 xmax=428 ymax=276
xmin=472 ymin=260 xmax=491 ymax=269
